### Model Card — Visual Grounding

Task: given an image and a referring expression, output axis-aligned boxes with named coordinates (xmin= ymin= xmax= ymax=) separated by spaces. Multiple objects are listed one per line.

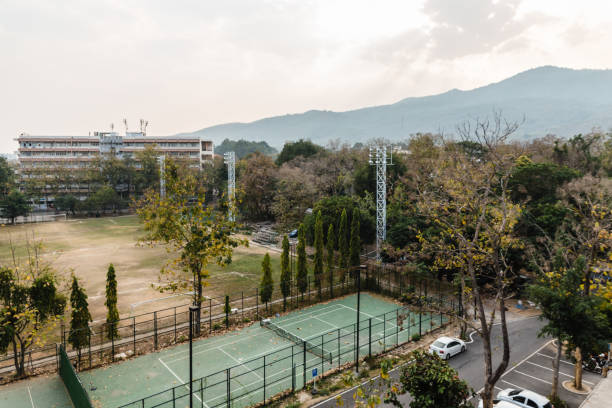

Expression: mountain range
xmin=177 ymin=66 xmax=612 ymax=148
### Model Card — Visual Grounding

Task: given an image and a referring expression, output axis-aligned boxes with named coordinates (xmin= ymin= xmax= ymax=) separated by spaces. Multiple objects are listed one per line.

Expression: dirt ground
xmin=0 ymin=215 xmax=281 ymax=322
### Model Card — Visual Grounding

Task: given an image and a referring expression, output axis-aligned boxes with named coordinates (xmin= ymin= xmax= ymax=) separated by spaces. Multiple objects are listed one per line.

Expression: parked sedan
xmin=478 ymin=389 xmax=553 ymax=408
xmin=428 ymin=336 xmax=466 ymax=360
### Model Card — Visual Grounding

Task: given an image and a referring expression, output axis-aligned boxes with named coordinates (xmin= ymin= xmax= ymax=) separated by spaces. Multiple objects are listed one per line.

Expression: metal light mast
xmin=223 ymin=151 xmax=236 ymax=221
xmin=369 ymin=146 xmax=393 ymax=261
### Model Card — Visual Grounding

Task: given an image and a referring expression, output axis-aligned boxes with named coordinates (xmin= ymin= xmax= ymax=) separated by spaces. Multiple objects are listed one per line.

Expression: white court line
xmin=513 ymin=370 xmax=552 ymax=385
xmin=158 ymin=357 xmax=209 ymax=408
xmin=27 ymin=386 xmax=35 ymax=408
xmin=536 ymin=352 xmax=575 ymax=366
xmin=272 ymin=304 xmax=344 ymax=326
xmin=501 ymin=378 xmax=524 ymax=390
xmin=219 ymin=348 xmax=263 ymax=380
xmin=524 ymin=361 xmax=594 ymax=385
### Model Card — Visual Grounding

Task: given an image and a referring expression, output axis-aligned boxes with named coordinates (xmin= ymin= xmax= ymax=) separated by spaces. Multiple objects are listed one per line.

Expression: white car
xmin=428 ymin=336 xmax=466 ymax=360
xmin=478 ymin=389 xmax=553 ymax=408
xmin=477 ymin=400 xmax=524 ymax=408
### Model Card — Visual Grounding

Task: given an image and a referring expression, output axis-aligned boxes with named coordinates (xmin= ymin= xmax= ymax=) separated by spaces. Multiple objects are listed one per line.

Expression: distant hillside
xmin=178 ymin=66 xmax=612 ymax=148
xmin=214 ymin=139 xmax=277 ymax=159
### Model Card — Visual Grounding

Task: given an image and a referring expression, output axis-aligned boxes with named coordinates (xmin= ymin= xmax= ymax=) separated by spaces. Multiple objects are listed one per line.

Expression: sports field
xmin=1 ymin=293 xmax=446 ymax=408
xmin=0 ymin=215 xmax=281 ymax=321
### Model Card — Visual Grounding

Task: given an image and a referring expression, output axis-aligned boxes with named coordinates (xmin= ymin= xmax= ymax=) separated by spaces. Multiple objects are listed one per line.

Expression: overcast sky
xmin=2 ymin=0 xmax=612 ymax=153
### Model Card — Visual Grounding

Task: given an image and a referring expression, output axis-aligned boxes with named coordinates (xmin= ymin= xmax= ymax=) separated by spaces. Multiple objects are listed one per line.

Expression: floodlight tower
xmin=369 ymin=146 xmax=393 ymax=261
xmin=224 ymin=151 xmax=236 ymax=221
xmin=158 ymin=155 xmax=166 ymax=199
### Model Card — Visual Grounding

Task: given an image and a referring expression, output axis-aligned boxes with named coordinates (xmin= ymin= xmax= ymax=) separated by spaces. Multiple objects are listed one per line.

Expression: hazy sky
xmin=2 ymin=0 xmax=612 ymax=153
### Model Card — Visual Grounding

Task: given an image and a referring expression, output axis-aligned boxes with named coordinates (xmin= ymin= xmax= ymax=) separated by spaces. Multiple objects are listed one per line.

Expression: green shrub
xmin=411 ymin=333 xmax=421 ymax=342
xmin=547 ymin=395 xmax=568 ymax=408
xmin=212 ymin=323 xmax=222 ymax=331
xmin=359 ymin=368 xmax=369 ymax=379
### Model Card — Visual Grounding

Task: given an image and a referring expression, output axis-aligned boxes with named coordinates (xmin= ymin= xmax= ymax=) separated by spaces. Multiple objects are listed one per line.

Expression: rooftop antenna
xmin=110 ymin=123 xmax=114 ymax=131
xmin=223 ymin=151 xmax=236 ymax=222
xmin=369 ymin=145 xmax=393 ymax=262
xmin=123 ymin=118 xmax=128 ymax=134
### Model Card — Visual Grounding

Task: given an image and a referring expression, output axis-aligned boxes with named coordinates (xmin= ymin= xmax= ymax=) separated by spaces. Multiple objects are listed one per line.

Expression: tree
xmin=260 ymin=253 xmax=273 ymax=311
xmin=275 ymin=139 xmax=324 ymax=166
xmin=349 ymin=207 xmax=361 ymax=268
xmin=55 ymin=194 xmax=79 ymax=215
xmin=279 ymin=236 xmax=291 ymax=312
xmin=68 ymin=276 xmax=91 ymax=370
xmin=224 ymin=295 xmax=230 ymax=328
xmin=238 ymin=152 xmax=277 ymax=221
xmin=279 ymin=236 xmax=292 ymax=311
xmin=326 ymin=224 xmax=335 ymax=298
xmin=87 ymin=184 xmax=122 ymax=213
xmin=0 ymin=238 xmax=66 ymax=377
xmin=105 ymin=264 xmax=119 ymax=340
xmin=313 ymin=211 xmax=324 ymax=299
xmin=0 ymin=156 xmax=15 ymax=196
xmin=137 ymin=159 xmax=246 ymax=334
xmin=296 ymin=223 xmax=308 ymax=300
xmin=393 ymin=350 xmax=473 ymax=408
xmin=0 ymin=190 xmax=30 ymax=224
xmin=339 ymin=208 xmax=349 ymax=274
xmin=415 ymin=114 xmax=523 ymax=408
xmin=215 ymin=139 xmax=277 ymax=159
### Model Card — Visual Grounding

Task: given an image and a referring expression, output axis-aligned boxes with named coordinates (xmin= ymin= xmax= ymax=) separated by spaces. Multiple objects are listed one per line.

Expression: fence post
xmin=302 ymin=341 xmax=307 ymax=387
xmin=133 ymin=317 xmax=136 ymax=353
xmin=396 ymin=310 xmax=399 ymax=346
xmin=111 ymin=323 xmax=115 ymax=361
xmin=88 ymin=332 xmax=92 ymax=369
xmin=55 ymin=343 xmax=58 ymax=371
xmin=172 ymin=387 xmax=175 ymax=408
xmin=154 ymin=311 xmax=158 ymax=350
xmin=321 ymin=334 xmax=324 ymax=374
xmin=383 ymin=313 xmax=386 ymax=351
xmin=419 ymin=305 xmax=422 ymax=337
xmin=292 ymin=364 xmax=296 ymax=392
xmin=200 ymin=377 xmax=203 ymax=408
xmin=337 ymin=328 xmax=341 ymax=367
xmin=263 ymin=355 xmax=266 ymax=403
xmin=308 ymin=276 xmax=310 ymax=303
xmin=226 ymin=368 xmax=231 ymax=408
xmin=241 ymin=291 xmax=244 ymax=322
xmin=174 ymin=307 xmax=177 ymax=343
xmin=209 ymin=299 xmax=212 ymax=333
xmin=256 ymin=288 xmax=259 ymax=319
xmin=368 ymin=318 xmax=372 ymax=357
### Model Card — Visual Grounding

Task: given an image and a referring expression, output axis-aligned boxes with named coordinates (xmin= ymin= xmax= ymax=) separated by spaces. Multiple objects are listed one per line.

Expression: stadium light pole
xmin=189 ymin=305 xmax=198 ymax=408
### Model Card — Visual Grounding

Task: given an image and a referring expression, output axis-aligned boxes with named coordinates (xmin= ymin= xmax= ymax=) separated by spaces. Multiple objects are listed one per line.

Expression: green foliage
xmin=86 ymin=184 xmax=122 ymax=213
xmin=105 ymin=264 xmax=119 ymax=340
xmin=0 ymin=190 xmax=30 ymax=223
xmin=68 ymin=276 xmax=91 ymax=356
xmin=353 ymin=152 xmax=407 ymax=197
xmin=275 ymin=139 xmax=323 ymax=166
xmin=215 ymin=139 xmax=277 ymax=159
xmin=304 ymin=195 xmax=375 ymax=245
xmin=0 ymin=240 xmax=66 ymax=377
xmin=547 ymin=395 xmax=568 ymax=408
xmin=55 ymin=194 xmax=79 ymax=215
xmin=224 ymin=295 xmax=230 ymax=328
xmin=510 ymin=161 xmax=580 ymax=204
xmin=238 ymin=152 xmax=277 ymax=221
xmin=529 ymin=254 xmax=612 ymax=357
xmin=280 ymin=235 xmax=291 ymax=310
xmin=349 ymin=208 xmax=361 ymax=267
xmin=260 ymin=253 xmax=274 ymax=309
xmin=396 ymin=350 xmax=473 ymax=408
xmin=326 ymin=224 xmax=335 ymax=297
xmin=313 ymin=211 xmax=324 ymax=298
xmin=0 ymin=157 xmax=15 ymax=196
xmin=338 ymin=209 xmax=349 ymax=270
xmin=411 ymin=333 xmax=421 ymax=342
xmin=296 ymin=224 xmax=308 ymax=297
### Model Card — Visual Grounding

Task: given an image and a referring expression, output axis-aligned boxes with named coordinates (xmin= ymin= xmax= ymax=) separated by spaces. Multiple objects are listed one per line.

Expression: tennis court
xmin=0 ymin=375 xmax=72 ymax=408
xmin=4 ymin=292 xmax=448 ymax=408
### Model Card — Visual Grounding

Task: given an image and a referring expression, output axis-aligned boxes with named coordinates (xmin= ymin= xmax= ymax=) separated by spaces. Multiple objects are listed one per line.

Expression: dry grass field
xmin=0 ymin=215 xmax=281 ymax=322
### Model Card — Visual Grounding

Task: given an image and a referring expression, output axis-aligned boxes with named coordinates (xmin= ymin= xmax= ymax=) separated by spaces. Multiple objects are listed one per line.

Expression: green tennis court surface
xmin=0 ymin=375 xmax=72 ymax=408
xmin=4 ymin=293 xmax=447 ymax=408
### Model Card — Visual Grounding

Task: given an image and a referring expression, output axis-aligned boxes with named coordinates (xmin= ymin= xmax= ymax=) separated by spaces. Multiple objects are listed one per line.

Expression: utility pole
xmin=223 ymin=151 xmax=236 ymax=221
xmin=158 ymin=155 xmax=166 ymax=199
xmin=369 ymin=146 xmax=393 ymax=262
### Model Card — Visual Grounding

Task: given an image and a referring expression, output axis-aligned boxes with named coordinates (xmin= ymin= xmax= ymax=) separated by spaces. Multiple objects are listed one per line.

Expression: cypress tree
xmin=224 ymin=295 xmax=230 ymax=328
xmin=313 ymin=211 xmax=324 ymax=299
xmin=326 ymin=224 xmax=335 ymax=298
xmin=280 ymin=235 xmax=291 ymax=311
xmin=69 ymin=276 xmax=91 ymax=370
xmin=260 ymin=253 xmax=273 ymax=311
xmin=296 ymin=223 xmax=308 ymax=300
xmin=338 ymin=208 xmax=349 ymax=277
xmin=349 ymin=208 xmax=361 ymax=269
xmin=105 ymin=263 xmax=119 ymax=340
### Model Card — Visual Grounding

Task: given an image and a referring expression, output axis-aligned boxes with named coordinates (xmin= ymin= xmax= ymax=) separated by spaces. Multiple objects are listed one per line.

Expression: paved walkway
xmin=580 ymin=375 xmax=611 ymax=408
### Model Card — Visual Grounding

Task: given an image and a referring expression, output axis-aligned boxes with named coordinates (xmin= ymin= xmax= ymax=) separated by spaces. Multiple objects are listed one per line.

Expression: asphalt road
xmin=311 ymin=316 xmax=550 ymax=408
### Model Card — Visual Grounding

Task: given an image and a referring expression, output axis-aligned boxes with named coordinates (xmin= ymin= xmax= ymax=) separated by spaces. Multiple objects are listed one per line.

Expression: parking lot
xmin=482 ymin=340 xmax=603 ymax=408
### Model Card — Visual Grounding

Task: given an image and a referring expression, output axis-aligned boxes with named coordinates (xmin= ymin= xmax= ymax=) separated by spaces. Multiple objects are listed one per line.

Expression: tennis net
xmin=260 ymin=319 xmax=332 ymax=363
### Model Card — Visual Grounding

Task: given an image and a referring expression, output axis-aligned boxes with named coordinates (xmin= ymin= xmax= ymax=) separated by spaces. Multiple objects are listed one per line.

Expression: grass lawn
xmin=0 ymin=215 xmax=283 ymax=321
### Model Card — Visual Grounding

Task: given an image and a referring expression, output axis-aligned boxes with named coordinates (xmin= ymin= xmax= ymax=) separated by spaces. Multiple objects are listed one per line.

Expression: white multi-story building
xmin=16 ymin=131 xmax=213 ymax=169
